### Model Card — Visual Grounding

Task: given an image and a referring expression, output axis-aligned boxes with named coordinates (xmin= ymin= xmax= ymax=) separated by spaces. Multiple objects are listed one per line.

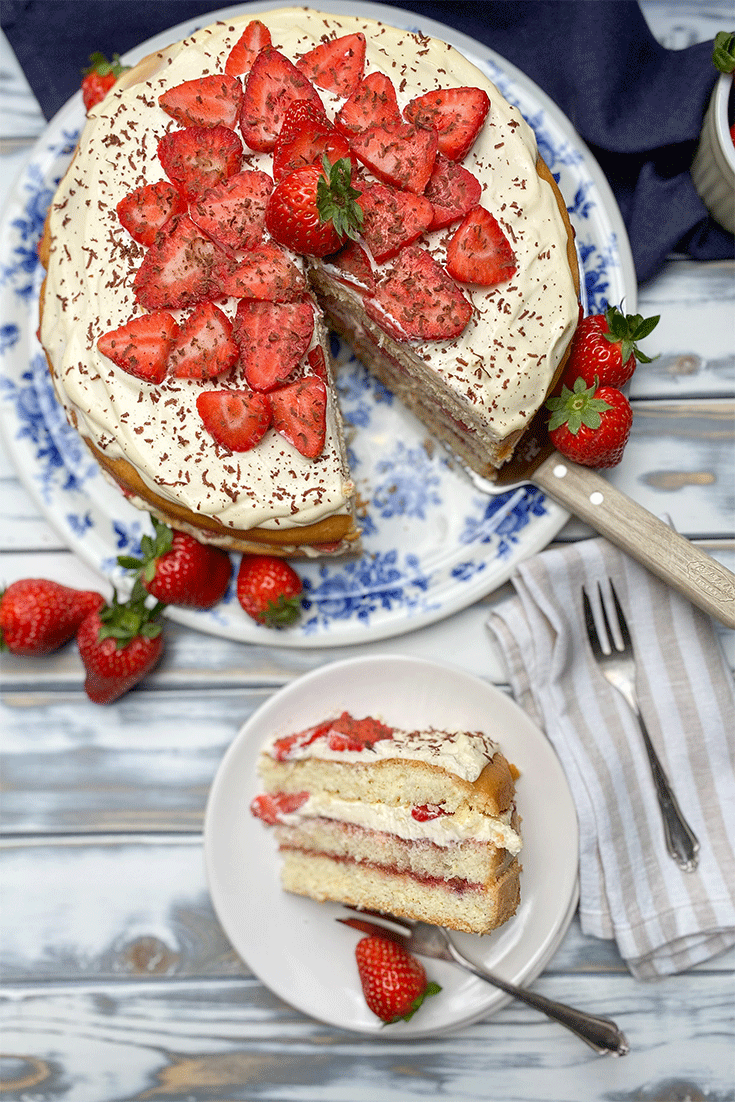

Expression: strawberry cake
xmin=250 ymin=712 xmax=522 ymax=935
xmin=38 ymin=8 xmax=579 ymax=557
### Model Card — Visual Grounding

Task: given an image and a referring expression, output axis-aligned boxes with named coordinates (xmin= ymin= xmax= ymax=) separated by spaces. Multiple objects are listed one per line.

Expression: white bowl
xmin=691 ymin=72 xmax=735 ymax=234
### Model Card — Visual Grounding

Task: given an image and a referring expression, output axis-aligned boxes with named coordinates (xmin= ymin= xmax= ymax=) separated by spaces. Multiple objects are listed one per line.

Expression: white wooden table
xmin=1 ymin=3 xmax=734 ymax=1099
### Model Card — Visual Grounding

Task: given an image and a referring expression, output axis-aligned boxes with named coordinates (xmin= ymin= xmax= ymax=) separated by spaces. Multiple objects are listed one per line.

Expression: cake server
xmin=469 ymin=407 xmax=735 ymax=629
xmin=339 ymin=912 xmax=629 ymax=1056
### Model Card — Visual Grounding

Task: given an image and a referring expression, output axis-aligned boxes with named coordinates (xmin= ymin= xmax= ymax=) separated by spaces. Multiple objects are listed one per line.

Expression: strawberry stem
xmin=97 ymin=588 xmax=165 ymax=648
xmin=546 ymin=377 xmax=612 ymax=435
xmin=603 ymin=304 xmax=659 ymax=365
xmin=317 ymin=156 xmax=363 ymax=241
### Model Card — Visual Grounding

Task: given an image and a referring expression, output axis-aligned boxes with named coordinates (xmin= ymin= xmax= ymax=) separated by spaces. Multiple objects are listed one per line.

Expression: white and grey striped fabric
xmin=487 ymin=537 xmax=735 ymax=981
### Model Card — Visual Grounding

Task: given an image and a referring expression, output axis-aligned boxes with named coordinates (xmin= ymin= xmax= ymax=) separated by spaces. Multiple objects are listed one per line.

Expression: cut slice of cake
xmin=250 ymin=711 xmax=522 ymax=935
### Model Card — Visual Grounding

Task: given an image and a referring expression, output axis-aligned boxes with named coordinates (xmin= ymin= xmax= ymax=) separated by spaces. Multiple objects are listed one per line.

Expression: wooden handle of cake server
xmin=531 ymin=451 xmax=735 ymax=629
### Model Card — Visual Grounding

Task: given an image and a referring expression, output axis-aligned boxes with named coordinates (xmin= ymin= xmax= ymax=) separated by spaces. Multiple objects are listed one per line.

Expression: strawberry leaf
xmin=546 ymin=379 xmax=612 ymax=435
xmin=316 ymin=156 xmax=363 ymax=240
xmin=712 ymin=31 xmax=735 ymax=74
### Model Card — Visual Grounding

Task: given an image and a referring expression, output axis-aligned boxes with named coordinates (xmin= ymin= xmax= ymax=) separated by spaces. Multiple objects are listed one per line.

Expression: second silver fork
xmin=582 ymin=582 xmax=699 ymax=872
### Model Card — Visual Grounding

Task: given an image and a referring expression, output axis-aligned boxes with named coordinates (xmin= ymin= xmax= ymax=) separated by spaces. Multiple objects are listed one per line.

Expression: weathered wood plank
xmin=1 ymin=973 xmax=732 ymax=1102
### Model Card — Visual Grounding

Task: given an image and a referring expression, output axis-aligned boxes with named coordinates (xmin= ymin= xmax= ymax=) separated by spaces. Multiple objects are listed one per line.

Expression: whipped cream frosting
xmin=280 ymin=794 xmax=522 ymax=852
xmin=41 ymin=7 xmax=578 ymax=535
xmin=263 ymin=718 xmax=500 ymax=783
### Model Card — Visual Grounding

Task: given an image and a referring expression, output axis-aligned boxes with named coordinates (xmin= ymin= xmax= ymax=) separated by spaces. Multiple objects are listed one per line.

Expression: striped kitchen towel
xmin=487 ymin=536 xmax=735 ymax=980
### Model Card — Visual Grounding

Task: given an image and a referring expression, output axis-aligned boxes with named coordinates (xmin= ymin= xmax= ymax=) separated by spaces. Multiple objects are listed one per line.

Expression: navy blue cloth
xmin=3 ymin=0 xmax=732 ymax=282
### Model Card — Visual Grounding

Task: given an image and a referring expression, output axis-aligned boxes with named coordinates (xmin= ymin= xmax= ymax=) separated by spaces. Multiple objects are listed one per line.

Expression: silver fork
xmin=339 ymin=910 xmax=629 ymax=1056
xmin=582 ymin=582 xmax=699 ymax=872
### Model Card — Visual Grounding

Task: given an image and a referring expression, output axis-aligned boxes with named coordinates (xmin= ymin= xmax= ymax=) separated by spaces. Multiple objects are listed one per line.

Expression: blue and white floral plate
xmin=0 ymin=1 xmax=635 ymax=648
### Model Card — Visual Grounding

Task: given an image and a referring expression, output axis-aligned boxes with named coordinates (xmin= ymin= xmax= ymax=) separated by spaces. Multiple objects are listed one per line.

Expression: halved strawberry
xmin=116 ymin=181 xmax=186 ymax=246
xmin=424 ymin=152 xmax=482 ymax=229
xmin=358 ymin=182 xmax=433 ymax=262
xmin=196 ymin=388 xmax=272 ymax=451
xmin=97 ymin=311 xmax=179 ymax=383
xmin=240 ymin=46 xmax=323 ymax=152
xmin=296 ymin=32 xmax=366 ymax=98
xmin=273 ymin=121 xmax=353 ymax=183
xmin=270 ymin=375 xmax=327 ymax=458
xmin=190 ymin=170 xmax=273 ymax=250
xmin=167 ymin=302 xmax=239 ymax=379
xmin=133 ymin=215 xmax=227 ymax=310
xmin=366 ymin=245 xmax=472 ymax=341
xmin=349 ymin=120 xmax=437 ymax=194
xmin=158 ymin=74 xmax=243 ymax=128
xmin=225 ymin=19 xmax=272 ymax=77
xmin=234 ymin=299 xmax=314 ymax=390
xmin=334 ymin=71 xmax=401 ymax=136
xmin=445 ymin=206 xmax=517 ymax=286
xmin=276 ymin=97 xmax=329 ymax=147
xmin=404 ymin=87 xmax=490 ymax=161
xmin=157 ymin=125 xmax=243 ymax=200
xmin=218 ymin=243 xmax=307 ymax=301
xmin=323 ymin=240 xmax=375 ymax=295
xmin=305 ymin=344 xmax=329 ymax=381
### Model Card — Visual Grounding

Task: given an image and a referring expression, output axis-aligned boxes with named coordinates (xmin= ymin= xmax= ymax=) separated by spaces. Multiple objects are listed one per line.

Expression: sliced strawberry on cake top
xmin=240 ymin=46 xmax=324 ymax=152
xmin=424 ymin=152 xmax=482 ymax=229
xmin=404 ymin=87 xmax=490 ymax=161
xmin=358 ymin=182 xmax=433 ymax=263
xmin=116 ymin=180 xmax=187 ymax=247
xmin=234 ymin=299 xmax=315 ymax=391
xmin=224 ymin=18 xmax=272 ymax=77
xmin=97 ymin=311 xmax=179 ymax=384
xmin=158 ymin=74 xmax=243 ymax=129
xmin=276 ymin=97 xmax=330 ymax=147
xmin=196 ymin=389 xmax=272 ymax=451
xmin=334 ymin=71 xmax=402 ymax=136
xmin=270 ymin=374 xmax=327 ymax=458
xmin=167 ymin=301 xmax=239 ymax=379
xmin=133 ymin=215 xmax=227 ymax=311
xmin=190 ymin=170 xmax=273 ymax=251
xmin=218 ymin=243 xmax=307 ymax=301
xmin=273 ymin=120 xmax=353 ymax=183
xmin=445 ymin=206 xmax=517 ymax=286
xmin=323 ymin=240 xmax=376 ymax=295
xmin=296 ymin=32 xmax=366 ymax=98
xmin=349 ymin=120 xmax=437 ymax=194
xmin=157 ymin=125 xmax=243 ymax=200
xmin=366 ymin=245 xmax=473 ymax=341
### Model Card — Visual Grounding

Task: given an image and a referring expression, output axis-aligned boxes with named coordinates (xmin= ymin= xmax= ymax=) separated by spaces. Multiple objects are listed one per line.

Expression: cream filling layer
xmin=41 ymin=7 xmax=578 ymax=533
xmin=280 ymin=794 xmax=522 ymax=853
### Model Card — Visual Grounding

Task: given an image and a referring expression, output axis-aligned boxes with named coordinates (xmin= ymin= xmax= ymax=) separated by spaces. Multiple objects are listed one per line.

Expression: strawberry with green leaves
xmin=560 ymin=305 xmax=659 ymax=390
xmin=355 ymin=935 xmax=441 ymax=1024
xmin=1 ymin=579 xmax=104 ymax=656
xmin=266 ymin=156 xmax=363 ymax=257
xmin=76 ymin=588 xmax=165 ymax=704
xmin=118 ymin=517 xmax=232 ymax=609
xmin=236 ymin=554 xmax=303 ymax=627
xmin=546 ymin=377 xmax=633 ymax=468
xmin=81 ymin=52 xmax=129 ymax=113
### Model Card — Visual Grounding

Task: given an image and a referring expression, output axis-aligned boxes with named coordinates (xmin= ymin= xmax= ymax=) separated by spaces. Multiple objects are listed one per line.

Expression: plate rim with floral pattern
xmin=0 ymin=1 xmax=636 ymax=649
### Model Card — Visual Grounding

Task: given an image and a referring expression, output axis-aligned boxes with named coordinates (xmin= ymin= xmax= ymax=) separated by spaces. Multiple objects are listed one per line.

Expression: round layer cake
xmin=38 ymin=7 xmax=579 ymax=555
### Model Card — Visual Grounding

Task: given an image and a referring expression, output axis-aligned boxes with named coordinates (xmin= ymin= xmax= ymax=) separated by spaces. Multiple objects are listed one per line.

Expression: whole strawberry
xmin=236 ymin=554 xmax=303 ymax=628
xmin=77 ymin=589 xmax=165 ymax=704
xmin=355 ymin=935 xmax=441 ymax=1024
xmin=561 ymin=305 xmax=659 ymax=390
xmin=0 ymin=579 xmax=104 ymax=656
xmin=546 ymin=378 xmax=633 ymax=469
xmin=118 ymin=518 xmax=232 ymax=609
xmin=266 ymin=156 xmax=363 ymax=257
xmin=81 ymin=52 xmax=129 ymax=112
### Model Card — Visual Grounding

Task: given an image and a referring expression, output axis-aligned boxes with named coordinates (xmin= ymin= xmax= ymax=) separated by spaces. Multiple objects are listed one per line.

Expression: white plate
xmin=203 ymin=655 xmax=579 ymax=1037
xmin=0 ymin=1 xmax=636 ymax=648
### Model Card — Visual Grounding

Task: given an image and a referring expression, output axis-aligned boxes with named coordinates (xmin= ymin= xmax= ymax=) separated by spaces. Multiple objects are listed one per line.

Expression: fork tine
xmin=582 ymin=585 xmax=610 ymax=657
xmin=608 ymin=582 xmax=632 ymax=650
xmin=337 ymin=915 xmax=409 ymax=946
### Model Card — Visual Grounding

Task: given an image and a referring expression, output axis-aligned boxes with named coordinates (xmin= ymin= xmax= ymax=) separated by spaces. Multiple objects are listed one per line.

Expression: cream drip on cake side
xmin=40 ymin=8 xmax=578 ymax=538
